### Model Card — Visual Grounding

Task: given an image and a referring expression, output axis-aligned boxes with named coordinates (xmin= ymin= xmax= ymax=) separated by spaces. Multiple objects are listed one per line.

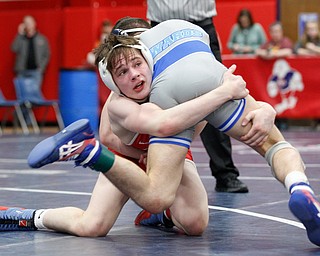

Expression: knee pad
xmin=265 ymin=141 xmax=305 ymax=176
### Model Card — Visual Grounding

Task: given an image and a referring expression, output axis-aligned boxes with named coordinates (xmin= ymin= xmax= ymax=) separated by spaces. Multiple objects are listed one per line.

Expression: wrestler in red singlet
xmin=109 ymin=133 xmax=193 ymax=171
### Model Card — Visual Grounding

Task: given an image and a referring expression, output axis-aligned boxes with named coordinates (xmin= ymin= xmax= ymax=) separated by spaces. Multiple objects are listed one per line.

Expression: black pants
xmin=151 ymin=19 xmax=240 ymax=180
xmin=197 ymin=19 xmax=240 ymax=180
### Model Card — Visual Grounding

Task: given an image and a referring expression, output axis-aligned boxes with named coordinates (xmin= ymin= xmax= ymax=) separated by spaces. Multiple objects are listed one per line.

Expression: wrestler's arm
xmin=99 ymin=96 xmax=145 ymax=159
xmin=108 ymin=65 xmax=248 ymax=137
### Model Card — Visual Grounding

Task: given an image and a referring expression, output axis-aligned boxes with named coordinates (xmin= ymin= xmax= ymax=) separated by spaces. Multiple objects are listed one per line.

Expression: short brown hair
xmin=94 ymin=17 xmax=150 ymax=69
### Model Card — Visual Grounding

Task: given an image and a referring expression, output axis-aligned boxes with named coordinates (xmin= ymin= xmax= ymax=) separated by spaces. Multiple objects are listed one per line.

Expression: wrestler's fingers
xmin=224 ymin=64 xmax=237 ymax=77
xmin=241 ymin=132 xmax=267 ymax=147
xmin=241 ymin=111 xmax=254 ymax=127
xmin=248 ymin=135 xmax=268 ymax=147
xmin=240 ymin=129 xmax=256 ymax=143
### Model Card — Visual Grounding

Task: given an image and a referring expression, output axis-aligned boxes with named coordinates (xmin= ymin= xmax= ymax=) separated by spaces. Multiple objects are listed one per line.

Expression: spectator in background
xmin=227 ymin=8 xmax=266 ymax=54
xmin=147 ymin=0 xmax=248 ymax=193
xmin=294 ymin=20 xmax=320 ymax=56
xmin=256 ymin=21 xmax=293 ymax=131
xmin=86 ymin=19 xmax=114 ymax=116
xmin=86 ymin=19 xmax=113 ymax=66
xmin=256 ymin=21 xmax=293 ymax=59
xmin=11 ymin=15 xmax=50 ymax=88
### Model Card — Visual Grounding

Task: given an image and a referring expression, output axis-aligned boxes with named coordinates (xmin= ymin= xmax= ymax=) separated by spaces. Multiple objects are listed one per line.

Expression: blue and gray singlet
xmin=139 ymin=19 xmax=245 ymax=149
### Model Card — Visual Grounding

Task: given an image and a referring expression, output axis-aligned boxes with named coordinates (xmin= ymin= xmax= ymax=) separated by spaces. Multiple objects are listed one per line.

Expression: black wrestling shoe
xmin=215 ymin=177 xmax=249 ymax=193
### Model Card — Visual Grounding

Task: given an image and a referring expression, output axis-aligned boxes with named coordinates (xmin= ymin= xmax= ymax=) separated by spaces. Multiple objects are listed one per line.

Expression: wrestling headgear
xmin=98 ymin=29 xmax=153 ymax=95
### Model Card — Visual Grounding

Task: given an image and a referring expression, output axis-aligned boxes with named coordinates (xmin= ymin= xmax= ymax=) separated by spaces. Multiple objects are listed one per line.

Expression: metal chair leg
xmin=1 ymin=108 xmax=9 ymax=133
xmin=53 ymin=103 xmax=65 ymax=130
xmin=14 ymin=105 xmax=29 ymax=135
xmin=25 ymin=105 xmax=40 ymax=134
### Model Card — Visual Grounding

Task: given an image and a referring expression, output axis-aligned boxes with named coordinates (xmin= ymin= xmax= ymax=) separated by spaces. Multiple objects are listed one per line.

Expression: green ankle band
xmin=91 ymin=147 xmax=115 ymax=173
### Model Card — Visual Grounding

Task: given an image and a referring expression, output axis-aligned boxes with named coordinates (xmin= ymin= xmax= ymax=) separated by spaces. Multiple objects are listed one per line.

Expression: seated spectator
xmin=256 ymin=21 xmax=293 ymax=59
xmin=227 ymin=8 xmax=266 ymax=54
xmin=295 ymin=20 xmax=320 ymax=56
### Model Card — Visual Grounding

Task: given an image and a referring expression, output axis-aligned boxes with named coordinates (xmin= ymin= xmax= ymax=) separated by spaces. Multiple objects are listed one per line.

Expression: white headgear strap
xmin=98 ymin=40 xmax=153 ymax=95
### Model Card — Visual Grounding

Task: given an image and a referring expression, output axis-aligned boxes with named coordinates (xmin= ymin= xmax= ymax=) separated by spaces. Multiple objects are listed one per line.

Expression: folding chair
xmin=0 ymin=89 xmax=29 ymax=135
xmin=13 ymin=77 xmax=64 ymax=133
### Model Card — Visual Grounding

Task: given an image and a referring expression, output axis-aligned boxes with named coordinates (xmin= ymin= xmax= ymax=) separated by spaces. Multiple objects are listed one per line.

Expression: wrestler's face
xmin=112 ymin=50 xmax=152 ymax=101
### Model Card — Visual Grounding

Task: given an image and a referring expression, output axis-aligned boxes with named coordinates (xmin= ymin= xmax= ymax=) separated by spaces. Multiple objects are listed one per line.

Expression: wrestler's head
xmin=107 ymin=45 xmax=152 ymax=101
xmin=94 ymin=17 xmax=153 ymax=102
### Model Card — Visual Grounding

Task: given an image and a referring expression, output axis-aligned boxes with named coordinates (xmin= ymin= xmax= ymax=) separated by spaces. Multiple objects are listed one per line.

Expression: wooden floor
xmin=0 ymin=126 xmax=320 ymax=255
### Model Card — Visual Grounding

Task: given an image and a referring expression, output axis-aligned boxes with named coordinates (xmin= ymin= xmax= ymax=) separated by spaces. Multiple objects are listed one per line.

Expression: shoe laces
xmin=58 ymin=140 xmax=89 ymax=161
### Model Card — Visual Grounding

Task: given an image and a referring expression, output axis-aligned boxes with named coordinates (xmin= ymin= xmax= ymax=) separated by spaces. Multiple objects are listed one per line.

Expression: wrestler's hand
xmin=223 ymin=64 xmax=249 ymax=99
xmin=240 ymin=101 xmax=276 ymax=147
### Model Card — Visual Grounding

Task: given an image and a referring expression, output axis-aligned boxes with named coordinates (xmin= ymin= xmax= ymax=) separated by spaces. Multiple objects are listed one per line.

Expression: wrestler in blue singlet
xmin=139 ymin=20 xmax=246 ymax=148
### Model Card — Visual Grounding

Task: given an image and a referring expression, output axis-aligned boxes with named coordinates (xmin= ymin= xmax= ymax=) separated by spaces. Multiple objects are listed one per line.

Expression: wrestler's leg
xmin=169 ymin=159 xmax=209 ymax=235
xmin=105 ymin=144 xmax=188 ymax=213
xmin=221 ymin=95 xmax=320 ymax=246
xmin=134 ymin=159 xmax=209 ymax=236
xmin=28 ymin=121 xmax=188 ymax=215
xmin=42 ymin=173 xmax=129 ymax=237
xmin=224 ymin=95 xmax=304 ymax=184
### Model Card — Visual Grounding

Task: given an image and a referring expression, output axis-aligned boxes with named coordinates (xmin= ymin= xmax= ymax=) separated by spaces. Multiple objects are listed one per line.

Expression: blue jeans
xmin=16 ymin=70 xmax=43 ymax=102
xmin=15 ymin=70 xmax=43 ymax=124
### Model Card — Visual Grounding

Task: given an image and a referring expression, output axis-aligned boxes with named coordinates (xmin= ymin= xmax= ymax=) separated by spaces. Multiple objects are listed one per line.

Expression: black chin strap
xmin=112 ymin=28 xmax=149 ymax=36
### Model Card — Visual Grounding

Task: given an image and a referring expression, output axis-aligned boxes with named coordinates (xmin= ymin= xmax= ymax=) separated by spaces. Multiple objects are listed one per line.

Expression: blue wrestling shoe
xmin=0 ymin=207 xmax=36 ymax=231
xmin=28 ymin=119 xmax=101 ymax=169
xmin=134 ymin=210 xmax=174 ymax=228
xmin=289 ymin=189 xmax=320 ymax=246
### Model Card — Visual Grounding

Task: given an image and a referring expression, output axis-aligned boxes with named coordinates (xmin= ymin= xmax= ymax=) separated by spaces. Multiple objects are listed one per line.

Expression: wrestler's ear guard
xmin=98 ymin=40 xmax=153 ymax=95
xmin=98 ymin=57 xmax=121 ymax=95
xmin=134 ymin=40 xmax=154 ymax=73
